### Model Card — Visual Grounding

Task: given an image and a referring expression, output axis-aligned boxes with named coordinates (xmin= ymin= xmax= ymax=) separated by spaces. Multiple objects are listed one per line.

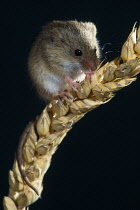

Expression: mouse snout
xmin=82 ymin=60 xmax=97 ymax=72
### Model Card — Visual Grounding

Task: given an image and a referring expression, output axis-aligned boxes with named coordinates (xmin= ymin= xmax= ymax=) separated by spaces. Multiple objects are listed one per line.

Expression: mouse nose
xmin=86 ymin=62 xmax=97 ymax=72
xmin=82 ymin=58 xmax=99 ymax=72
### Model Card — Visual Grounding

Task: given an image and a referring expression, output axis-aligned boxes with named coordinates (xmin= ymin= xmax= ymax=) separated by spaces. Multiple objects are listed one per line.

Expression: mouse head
xmin=41 ymin=21 xmax=100 ymax=76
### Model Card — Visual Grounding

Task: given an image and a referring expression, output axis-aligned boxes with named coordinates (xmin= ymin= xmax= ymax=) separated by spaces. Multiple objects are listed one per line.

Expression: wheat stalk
xmin=3 ymin=25 xmax=140 ymax=210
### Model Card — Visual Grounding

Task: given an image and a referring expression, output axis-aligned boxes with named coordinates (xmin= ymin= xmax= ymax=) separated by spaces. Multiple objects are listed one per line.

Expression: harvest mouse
xmin=16 ymin=21 xmax=101 ymax=196
xmin=28 ymin=20 xmax=100 ymax=103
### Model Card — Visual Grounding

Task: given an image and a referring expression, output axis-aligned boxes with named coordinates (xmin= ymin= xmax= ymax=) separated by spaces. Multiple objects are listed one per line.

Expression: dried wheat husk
xmin=3 ymin=25 xmax=140 ymax=210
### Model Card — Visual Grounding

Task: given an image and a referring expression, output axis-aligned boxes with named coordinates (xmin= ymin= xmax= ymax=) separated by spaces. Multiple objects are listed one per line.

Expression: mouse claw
xmin=53 ymin=90 xmax=74 ymax=105
xmin=65 ymin=76 xmax=81 ymax=92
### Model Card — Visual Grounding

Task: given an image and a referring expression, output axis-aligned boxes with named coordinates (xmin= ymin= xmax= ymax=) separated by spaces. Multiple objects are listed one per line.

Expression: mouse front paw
xmin=65 ymin=76 xmax=81 ymax=92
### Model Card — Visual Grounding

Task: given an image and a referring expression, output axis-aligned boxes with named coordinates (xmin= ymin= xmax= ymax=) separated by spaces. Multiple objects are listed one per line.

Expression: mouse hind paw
xmin=53 ymin=90 xmax=74 ymax=105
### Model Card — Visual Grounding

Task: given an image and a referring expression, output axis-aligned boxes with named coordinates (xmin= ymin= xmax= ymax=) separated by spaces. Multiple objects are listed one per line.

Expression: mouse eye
xmin=75 ymin=49 xmax=83 ymax=56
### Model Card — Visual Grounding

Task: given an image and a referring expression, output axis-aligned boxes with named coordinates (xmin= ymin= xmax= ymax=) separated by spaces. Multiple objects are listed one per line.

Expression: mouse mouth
xmin=82 ymin=62 xmax=97 ymax=73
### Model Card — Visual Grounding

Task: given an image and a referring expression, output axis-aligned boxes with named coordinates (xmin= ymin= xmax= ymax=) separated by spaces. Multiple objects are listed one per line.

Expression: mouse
xmin=16 ymin=21 xmax=101 ymax=196
xmin=28 ymin=20 xmax=101 ymax=103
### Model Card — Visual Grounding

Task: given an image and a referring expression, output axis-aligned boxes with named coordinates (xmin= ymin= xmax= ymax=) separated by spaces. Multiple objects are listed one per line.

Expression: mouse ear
xmin=85 ymin=22 xmax=97 ymax=36
xmin=50 ymin=29 xmax=64 ymax=42
xmin=55 ymin=30 xmax=63 ymax=40
xmin=42 ymin=21 xmax=64 ymax=42
xmin=43 ymin=28 xmax=64 ymax=43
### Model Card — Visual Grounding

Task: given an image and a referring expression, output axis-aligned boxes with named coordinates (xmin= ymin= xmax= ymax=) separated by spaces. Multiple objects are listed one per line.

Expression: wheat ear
xmin=3 ymin=25 xmax=140 ymax=210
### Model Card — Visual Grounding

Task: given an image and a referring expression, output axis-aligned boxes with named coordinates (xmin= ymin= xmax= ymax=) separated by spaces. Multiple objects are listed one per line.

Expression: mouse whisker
xmin=101 ymin=42 xmax=112 ymax=51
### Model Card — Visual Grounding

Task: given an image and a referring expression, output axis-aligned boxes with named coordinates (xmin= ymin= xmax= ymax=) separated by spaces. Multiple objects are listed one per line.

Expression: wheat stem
xmin=3 ymin=25 xmax=140 ymax=210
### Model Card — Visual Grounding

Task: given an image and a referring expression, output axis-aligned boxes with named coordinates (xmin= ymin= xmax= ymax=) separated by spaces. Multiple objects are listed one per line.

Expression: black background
xmin=1 ymin=0 xmax=140 ymax=209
